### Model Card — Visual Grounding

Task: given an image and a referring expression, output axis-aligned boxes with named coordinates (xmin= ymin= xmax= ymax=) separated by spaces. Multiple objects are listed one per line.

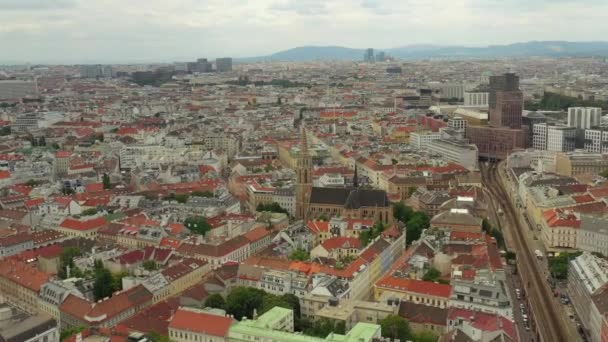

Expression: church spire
xmin=296 ymin=124 xmax=312 ymax=221
xmin=353 ymin=164 xmax=359 ymax=188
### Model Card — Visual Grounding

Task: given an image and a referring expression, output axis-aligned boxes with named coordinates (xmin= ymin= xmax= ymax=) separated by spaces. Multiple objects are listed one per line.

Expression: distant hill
xmin=240 ymin=41 xmax=608 ymax=62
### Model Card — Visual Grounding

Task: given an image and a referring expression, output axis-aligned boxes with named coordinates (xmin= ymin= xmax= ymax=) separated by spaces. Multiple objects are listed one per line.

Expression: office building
xmin=216 ymin=57 xmax=233 ymax=72
xmin=80 ymin=65 xmax=112 ymax=79
xmin=489 ymin=73 xmax=522 ymax=129
xmin=463 ymin=85 xmax=489 ymax=107
xmin=532 ymin=123 xmax=576 ymax=152
xmin=438 ymin=83 xmax=465 ymax=100
xmin=188 ymin=58 xmax=212 ymax=73
xmin=375 ymin=51 xmax=385 ymax=62
xmin=522 ymin=112 xmax=547 ymax=147
xmin=0 ymin=80 xmax=38 ymax=100
xmin=427 ymin=139 xmax=479 ymax=171
xmin=466 ymin=73 xmax=527 ymax=159
xmin=363 ymin=48 xmax=374 ymax=63
xmin=584 ymin=129 xmax=608 ymax=153
xmin=568 ymin=107 xmax=602 ymax=129
xmin=409 ymin=131 xmax=441 ymax=150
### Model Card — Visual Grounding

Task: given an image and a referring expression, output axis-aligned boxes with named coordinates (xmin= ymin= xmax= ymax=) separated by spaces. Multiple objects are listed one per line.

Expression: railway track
xmin=481 ymin=162 xmax=576 ymax=342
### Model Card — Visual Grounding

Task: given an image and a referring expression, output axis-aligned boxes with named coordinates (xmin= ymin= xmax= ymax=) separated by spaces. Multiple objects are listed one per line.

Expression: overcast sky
xmin=1 ymin=0 xmax=607 ymax=63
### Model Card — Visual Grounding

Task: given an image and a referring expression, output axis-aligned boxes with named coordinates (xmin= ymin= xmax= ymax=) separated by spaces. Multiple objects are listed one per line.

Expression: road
xmin=481 ymin=161 xmax=579 ymax=342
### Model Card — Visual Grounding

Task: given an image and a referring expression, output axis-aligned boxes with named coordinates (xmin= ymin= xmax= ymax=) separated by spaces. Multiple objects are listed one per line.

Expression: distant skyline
xmin=1 ymin=0 xmax=608 ymax=64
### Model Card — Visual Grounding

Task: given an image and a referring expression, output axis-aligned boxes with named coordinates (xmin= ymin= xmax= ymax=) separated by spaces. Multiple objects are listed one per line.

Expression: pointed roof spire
xmin=353 ymin=164 xmax=359 ymax=188
xmin=300 ymin=124 xmax=309 ymax=156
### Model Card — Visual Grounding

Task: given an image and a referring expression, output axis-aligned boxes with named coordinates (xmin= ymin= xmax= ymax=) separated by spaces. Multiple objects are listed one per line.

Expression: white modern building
xmin=464 ymin=86 xmax=490 ymax=107
xmin=532 ymin=123 xmax=576 ymax=152
xmin=584 ymin=129 xmax=608 ymax=153
xmin=568 ymin=107 xmax=602 ymax=129
xmin=427 ymin=139 xmax=479 ymax=170
xmin=409 ymin=131 xmax=441 ymax=150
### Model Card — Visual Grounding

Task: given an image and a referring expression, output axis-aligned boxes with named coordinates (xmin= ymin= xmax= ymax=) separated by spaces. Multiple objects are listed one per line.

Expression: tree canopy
xmin=393 ymin=203 xmax=431 ymax=245
xmin=184 ymin=216 xmax=212 ymax=236
xmin=256 ymin=202 xmax=289 ymax=215
xmin=58 ymin=247 xmax=83 ymax=279
xmin=289 ymin=249 xmax=310 ymax=261
xmin=204 ymin=293 xmax=226 ymax=310
xmin=379 ymin=315 xmax=413 ymax=342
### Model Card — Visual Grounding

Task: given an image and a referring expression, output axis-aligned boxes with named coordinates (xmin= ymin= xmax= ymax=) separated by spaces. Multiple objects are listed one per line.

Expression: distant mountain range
xmin=239 ymin=41 xmax=608 ymax=62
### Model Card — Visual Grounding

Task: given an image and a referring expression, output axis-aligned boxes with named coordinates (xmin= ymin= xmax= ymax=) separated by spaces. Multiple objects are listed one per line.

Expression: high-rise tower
xmin=488 ymin=73 xmax=523 ymax=129
xmin=295 ymin=125 xmax=312 ymax=220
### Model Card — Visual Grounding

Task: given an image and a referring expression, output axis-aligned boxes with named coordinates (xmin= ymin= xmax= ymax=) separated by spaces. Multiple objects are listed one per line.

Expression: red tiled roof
xmin=60 ymin=216 xmax=108 ymax=231
xmin=307 ymin=220 xmax=329 ymax=234
xmin=243 ymin=226 xmax=271 ymax=243
xmin=542 ymin=208 xmax=581 ymax=228
xmin=0 ymin=259 xmax=50 ymax=292
xmin=573 ymin=194 xmax=595 ymax=204
xmin=0 ymin=232 xmax=31 ymax=247
xmin=321 ymin=236 xmax=361 ymax=251
xmin=60 ymin=285 xmax=153 ymax=325
xmin=169 ymin=308 xmax=233 ymax=337
xmin=25 ymin=197 xmax=45 ymax=209
xmin=376 ymin=277 xmax=452 ymax=298
xmin=0 ymin=170 xmax=11 ymax=179
xmin=448 ymin=307 xmax=517 ymax=341
xmin=85 ymin=183 xmax=104 ymax=193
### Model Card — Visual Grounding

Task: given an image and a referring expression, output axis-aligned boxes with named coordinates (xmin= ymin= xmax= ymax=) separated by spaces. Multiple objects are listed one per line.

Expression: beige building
xmin=555 ymin=152 xmax=608 ymax=177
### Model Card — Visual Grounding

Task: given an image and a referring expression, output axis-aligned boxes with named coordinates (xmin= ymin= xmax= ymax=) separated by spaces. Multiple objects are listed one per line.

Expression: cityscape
xmin=2 ymin=2 xmax=608 ymax=342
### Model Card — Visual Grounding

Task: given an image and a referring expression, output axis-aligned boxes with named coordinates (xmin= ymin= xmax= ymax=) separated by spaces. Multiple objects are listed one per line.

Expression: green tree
xmin=359 ymin=221 xmax=388 ymax=247
xmin=379 ymin=315 xmax=413 ymax=342
xmin=102 ymin=173 xmax=111 ymax=189
xmin=601 ymin=170 xmax=608 ymax=178
xmin=146 ymin=332 xmax=171 ymax=342
xmin=415 ymin=330 xmax=438 ymax=342
xmin=256 ymin=202 xmax=289 ymax=215
xmin=303 ymin=318 xmax=345 ymax=338
xmin=0 ymin=126 xmax=11 ymax=136
xmin=225 ymin=287 xmax=265 ymax=320
xmin=81 ymin=208 xmax=98 ymax=216
xmin=391 ymin=158 xmax=398 ymax=165
xmin=422 ymin=268 xmax=441 ymax=282
xmin=58 ymin=247 xmax=83 ymax=279
xmin=190 ymin=191 xmax=214 ymax=198
xmin=185 ymin=216 xmax=212 ymax=236
xmin=142 ymin=260 xmax=157 ymax=271
xmin=204 ymin=293 xmax=226 ymax=309
xmin=549 ymin=252 xmax=582 ymax=279
xmin=289 ymin=249 xmax=310 ymax=261
xmin=111 ymin=271 xmax=128 ymax=291
xmin=60 ymin=326 xmax=86 ymax=341
xmin=93 ymin=264 xmax=115 ymax=300
xmin=405 ymin=212 xmax=430 ymax=245
xmin=393 ymin=202 xmax=414 ymax=223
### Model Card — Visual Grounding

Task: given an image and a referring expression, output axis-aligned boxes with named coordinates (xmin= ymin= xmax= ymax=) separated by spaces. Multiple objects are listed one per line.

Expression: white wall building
xmin=409 ymin=131 xmax=441 ymax=150
xmin=568 ymin=107 xmax=602 ymax=129
xmin=427 ymin=139 xmax=479 ymax=170
xmin=584 ymin=129 xmax=608 ymax=153
xmin=532 ymin=123 xmax=576 ymax=152
xmin=0 ymin=80 xmax=38 ymax=100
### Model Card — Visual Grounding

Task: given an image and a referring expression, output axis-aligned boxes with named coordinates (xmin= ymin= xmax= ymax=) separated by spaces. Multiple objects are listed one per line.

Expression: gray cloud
xmin=0 ymin=0 xmax=607 ymax=63
xmin=0 ymin=0 xmax=76 ymax=10
xmin=270 ymin=0 xmax=328 ymax=15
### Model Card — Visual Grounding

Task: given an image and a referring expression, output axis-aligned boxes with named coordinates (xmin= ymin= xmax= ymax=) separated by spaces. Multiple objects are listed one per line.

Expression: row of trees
xmin=359 ymin=221 xmax=388 ymax=247
xmin=58 ymin=248 xmax=127 ymax=301
xmin=203 ymin=288 xmax=436 ymax=341
xmin=393 ymin=202 xmax=431 ymax=245
xmin=204 ymin=287 xmax=301 ymax=322
xmin=256 ymin=202 xmax=289 ymax=215
xmin=525 ymin=92 xmax=608 ymax=111
xmin=163 ymin=190 xmax=214 ymax=204
xmin=482 ymin=219 xmax=504 ymax=248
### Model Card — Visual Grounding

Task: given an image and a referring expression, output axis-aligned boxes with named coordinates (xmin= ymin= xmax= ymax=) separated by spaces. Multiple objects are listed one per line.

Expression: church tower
xmin=296 ymin=125 xmax=313 ymax=220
